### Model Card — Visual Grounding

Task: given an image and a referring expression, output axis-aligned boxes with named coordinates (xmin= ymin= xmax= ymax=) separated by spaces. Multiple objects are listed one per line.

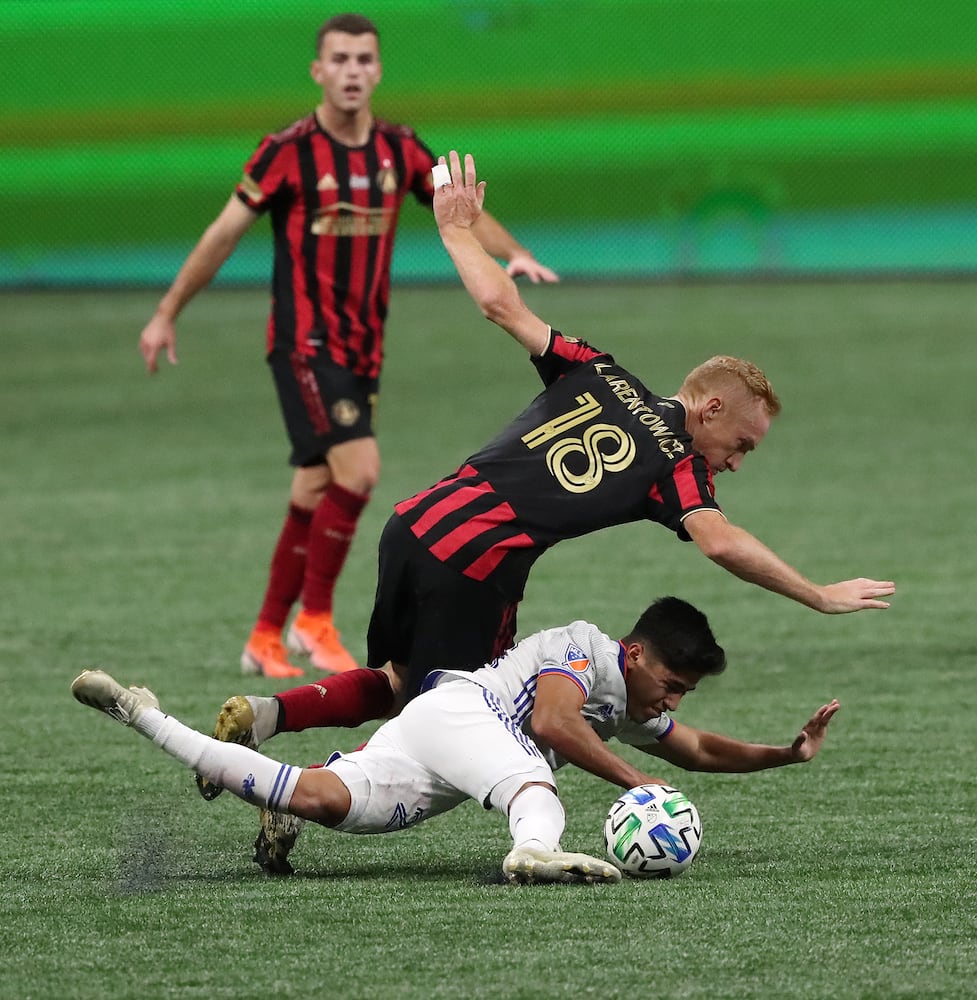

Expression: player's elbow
xmin=477 ymin=285 xmax=522 ymax=328
xmin=698 ymin=537 xmax=737 ymax=566
xmin=687 ymin=516 xmax=740 ymax=566
xmin=529 ymin=707 xmax=566 ymax=751
xmin=692 ymin=529 xmax=735 ymax=564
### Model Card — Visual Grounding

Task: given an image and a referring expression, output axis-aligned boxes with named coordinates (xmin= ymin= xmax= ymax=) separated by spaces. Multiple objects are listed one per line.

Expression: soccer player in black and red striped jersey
xmin=195 ymin=151 xmax=895 ymax=834
xmin=138 ymin=16 xmax=557 ymax=679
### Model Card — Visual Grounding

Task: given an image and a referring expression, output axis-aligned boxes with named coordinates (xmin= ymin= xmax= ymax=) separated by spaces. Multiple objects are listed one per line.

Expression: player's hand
xmin=816 ymin=578 xmax=895 ymax=613
xmin=506 ymin=254 xmax=560 ymax=284
xmin=433 ymin=151 xmax=485 ymax=231
xmin=139 ymin=314 xmax=178 ymax=374
xmin=790 ymin=699 xmax=840 ymax=762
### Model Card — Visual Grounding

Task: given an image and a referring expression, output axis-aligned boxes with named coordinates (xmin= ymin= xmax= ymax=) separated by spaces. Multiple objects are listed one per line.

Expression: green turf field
xmin=3 ymin=279 xmax=976 ymax=998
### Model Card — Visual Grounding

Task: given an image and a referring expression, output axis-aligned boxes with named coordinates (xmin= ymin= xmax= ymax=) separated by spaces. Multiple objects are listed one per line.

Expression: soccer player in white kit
xmin=72 ymin=597 xmax=840 ymax=884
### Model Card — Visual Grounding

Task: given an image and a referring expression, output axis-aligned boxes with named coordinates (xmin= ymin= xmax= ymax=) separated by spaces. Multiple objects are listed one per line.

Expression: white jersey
xmin=425 ymin=620 xmax=674 ymax=772
xmin=329 ymin=620 xmax=675 ymax=836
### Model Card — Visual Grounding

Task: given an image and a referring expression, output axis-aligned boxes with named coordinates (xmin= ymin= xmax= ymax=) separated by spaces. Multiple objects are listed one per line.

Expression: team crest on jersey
xmin=332 ymin=399 xmax=360 ymax=427
xmin=377 ymin=162 xmax=398 ymax=194
xmin=563 ymin=643 xmax=590 ymax=673
xmin=317 ymin=172 xmax=338 ymax=191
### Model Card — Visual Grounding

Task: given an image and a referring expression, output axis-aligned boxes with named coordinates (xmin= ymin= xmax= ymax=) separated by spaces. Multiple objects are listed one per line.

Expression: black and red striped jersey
xmin=394 ymin=331 xmax=722 ymax=599
xmin=236 ymin=114 xmax=436 ymax=375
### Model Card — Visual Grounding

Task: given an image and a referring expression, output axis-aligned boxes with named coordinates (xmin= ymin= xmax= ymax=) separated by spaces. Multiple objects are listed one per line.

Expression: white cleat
xmin=502 ymin=845 xmax=622 ymax=885
xmin=71 ymin=669 xmax=159 ymax=726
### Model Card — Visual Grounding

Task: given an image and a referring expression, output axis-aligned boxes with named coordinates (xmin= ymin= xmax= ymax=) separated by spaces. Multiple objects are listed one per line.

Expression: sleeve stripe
xmin=538 ymin=666 xmax=589 ymax=698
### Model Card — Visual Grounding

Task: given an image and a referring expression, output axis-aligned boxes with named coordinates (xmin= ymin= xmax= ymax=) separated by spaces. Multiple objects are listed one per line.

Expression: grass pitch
xmin=3 ymin=279 xmax=976 ymax=999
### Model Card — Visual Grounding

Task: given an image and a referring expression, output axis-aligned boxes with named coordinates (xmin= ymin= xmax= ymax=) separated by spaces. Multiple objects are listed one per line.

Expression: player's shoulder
xmin=265 ymin=113 xmax=319 ymax=146
xmin=553 ymin=621 xmax=626 ymax=685
xmin=547 ymin=329 xmax=612 ymax=365
xmin=374 ymin=118 xmax=421 ymax=141
xmin=560 ymin=620 xmax=617 ymax=656
xmin=564 ymin=618 xmax=604 ymax=636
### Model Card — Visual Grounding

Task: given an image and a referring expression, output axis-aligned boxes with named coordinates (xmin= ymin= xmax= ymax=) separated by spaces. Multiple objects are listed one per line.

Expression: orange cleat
xmin=240 ymin=626 xmax=305 ymax=678
xmin=286 ymin=609 xmax=359 ymax=674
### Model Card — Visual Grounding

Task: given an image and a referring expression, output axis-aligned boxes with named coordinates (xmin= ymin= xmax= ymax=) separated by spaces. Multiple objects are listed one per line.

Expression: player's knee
xmin=327 ymin=439 xmax=380 ymax=494
xmin=290 ymin=767 xmax=352 ymax=827
xmin=511 ymin=780 xmax=558 ymax=805
xmin=488 ymin=773 xmax=557 ymax=816
xmin=356 ymin=463 xmax=380 ymax=494
xmin=334 ymin=467 xmax=379 ymax=496
xmin=290 ymin=466 xmax=331 ymax=509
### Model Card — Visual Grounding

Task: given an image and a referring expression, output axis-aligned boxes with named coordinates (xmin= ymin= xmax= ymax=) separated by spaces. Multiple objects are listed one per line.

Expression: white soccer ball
xmin=604 ymin=783 xmax=702 ymax=878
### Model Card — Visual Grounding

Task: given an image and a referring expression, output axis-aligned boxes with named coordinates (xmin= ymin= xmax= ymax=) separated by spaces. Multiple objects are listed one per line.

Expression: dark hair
xmin=624 ymin=597 xmax=726 ymax=677
xmin=316 ymin=13 xmax=380 ymax=54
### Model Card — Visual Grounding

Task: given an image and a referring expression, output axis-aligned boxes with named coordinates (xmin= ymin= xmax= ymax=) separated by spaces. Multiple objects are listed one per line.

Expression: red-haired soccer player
xmin=194 ymin=151 xmax=893 ymax=861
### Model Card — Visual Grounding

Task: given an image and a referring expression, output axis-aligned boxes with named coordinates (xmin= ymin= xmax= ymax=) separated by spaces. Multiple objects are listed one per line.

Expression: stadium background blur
xmin=4 ymin=0 xmax=976 ymax=288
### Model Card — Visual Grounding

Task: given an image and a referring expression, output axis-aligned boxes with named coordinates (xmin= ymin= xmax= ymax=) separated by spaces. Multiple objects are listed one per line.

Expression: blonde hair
xmin=679 ymin=356 xmax=781 ymax=416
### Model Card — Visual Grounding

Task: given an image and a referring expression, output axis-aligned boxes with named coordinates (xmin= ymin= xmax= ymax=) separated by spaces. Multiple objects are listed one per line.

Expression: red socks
xmin=256 ymin=504 xmax=313 ymax=630
xmin=302 ymin=483 xmax=369 ymax=613
xmin=254 ymin=483 xmax=368 ymax=629
xmin=276 ymin=669 xmax=394 ymax=731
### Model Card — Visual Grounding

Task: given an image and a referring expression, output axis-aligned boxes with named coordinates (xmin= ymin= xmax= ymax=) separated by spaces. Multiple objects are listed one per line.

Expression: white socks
xmin=132 ymin=708 xmax=300 ymax=812
xmin=507 ymin=784 xmax=566 ymax=852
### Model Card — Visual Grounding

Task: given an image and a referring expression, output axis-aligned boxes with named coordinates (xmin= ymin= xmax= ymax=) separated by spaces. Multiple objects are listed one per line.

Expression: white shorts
xmin=328 ymin=679 xmax=555 ymax=835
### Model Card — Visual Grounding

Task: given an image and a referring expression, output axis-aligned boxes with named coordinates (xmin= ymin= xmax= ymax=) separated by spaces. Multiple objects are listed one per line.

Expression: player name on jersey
xmin=595 ymin=364 xmax=686 ymax=459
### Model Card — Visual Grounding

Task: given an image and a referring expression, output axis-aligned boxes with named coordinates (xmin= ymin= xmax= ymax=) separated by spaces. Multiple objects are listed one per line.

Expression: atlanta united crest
xmin=332 ymin=399 xmax=360 ymax=427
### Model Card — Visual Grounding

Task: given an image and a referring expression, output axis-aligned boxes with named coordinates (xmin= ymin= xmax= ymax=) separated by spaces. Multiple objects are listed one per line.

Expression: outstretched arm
xmin=531 ymin=674 xmax=667 ymax=789
xmin=641 ymin=700 xmax=841 ymax=773
xmin=683 ymin=510 xmax=895 ymax=614
xmin=434 ymin=151 xmax=552 ymax=356
xmin=138 ymin=196 xmax=258 ymax=374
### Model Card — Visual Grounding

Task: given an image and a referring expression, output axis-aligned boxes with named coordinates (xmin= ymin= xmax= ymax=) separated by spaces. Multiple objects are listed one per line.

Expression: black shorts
xmin=268 ymin=351 xmax=379 ymax=467
xmin=367 ymin=515 xmax=519 ymax=701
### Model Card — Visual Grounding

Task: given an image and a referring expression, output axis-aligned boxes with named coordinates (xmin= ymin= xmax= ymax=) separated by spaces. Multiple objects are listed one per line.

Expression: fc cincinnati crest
xmin=332 ymin=399 xmax=360 ymax=427
xmin=563 ymin=643 xmax=590 ymax=672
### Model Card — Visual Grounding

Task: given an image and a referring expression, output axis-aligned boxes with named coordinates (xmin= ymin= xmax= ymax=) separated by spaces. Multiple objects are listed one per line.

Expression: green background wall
xmin=3 ymin=0 xmax=976 ymax=284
